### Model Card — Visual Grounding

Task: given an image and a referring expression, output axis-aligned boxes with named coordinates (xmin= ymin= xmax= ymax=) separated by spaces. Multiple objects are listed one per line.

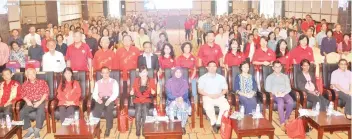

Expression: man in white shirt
xmin=42 ymin=39 xmax=66 ymax=72
xmin=315 ymin=23 xmax=327 ymax=48
xmin=198 ymin=61 xmax=230 ymax=133
xmin=92 ymin=67 xmax=119 ymax=137
xmin=258 ymin=22 xmax=271 ymax=37
xmin=23 ymin=26 xmax=41 ymax=49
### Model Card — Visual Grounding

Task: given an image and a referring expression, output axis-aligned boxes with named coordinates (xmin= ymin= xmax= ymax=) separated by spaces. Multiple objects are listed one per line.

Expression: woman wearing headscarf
xmin=165 ymin=67 xmax=191 ymax=135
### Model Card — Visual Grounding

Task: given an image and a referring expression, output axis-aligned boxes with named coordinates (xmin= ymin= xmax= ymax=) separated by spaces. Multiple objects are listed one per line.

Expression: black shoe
xmin=182 ymin=128 xmax=186 ymax=135
xmin=212 ymin=125 xmax=218 ymax=133
xmin=216 ymin=124 xmax=221 ymax=131
xmin=104 ymin=129 xmax=111 ymax=137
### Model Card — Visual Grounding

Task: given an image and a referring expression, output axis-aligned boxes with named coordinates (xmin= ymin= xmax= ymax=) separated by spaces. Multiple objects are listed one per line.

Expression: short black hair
xmin=228 ymin=38 xmax=240 ymax=53
xmin=207 ymin=61 xmax=217 ymax=66
xmin=181 ymin=42 xmax=193 ymax=53
xmin=300 ymin=59 xmax=310 ymax=67
xmin=122 ymin=34 xmax=132 ymax=40
xmin=2 ymin=68 xmax=12 ymax=74
xmin=298 ymin=35 xmax=309 ymax=46
xmin=205 ymin=31 xmax=215 ymax=37
xmin=101 ymin=66 xmax=110 ymax=71
xmin=272 ymin=60 xmax=282 ymax=66
xmin=143 ymin=41 xmax=152 ymax=47
xmin=326 ymin=29 xmax=333 ymax=36
xmin=338 ymin=59 xmax=348 ymax=65
xmin=239 ymin=61 xmax=250 ymax=72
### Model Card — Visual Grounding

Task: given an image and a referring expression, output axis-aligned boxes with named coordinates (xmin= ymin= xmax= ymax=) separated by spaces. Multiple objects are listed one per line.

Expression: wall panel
xmin=20 ymin=1 xmax=46 ymax=24
xmin=59 ymin=1 xmax=81 ymax=22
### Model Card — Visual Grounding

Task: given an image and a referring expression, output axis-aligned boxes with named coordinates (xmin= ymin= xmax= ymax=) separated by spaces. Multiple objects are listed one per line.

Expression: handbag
xmin=285 ymin=117 xmax=306 ymax=139
xmin=220 ymin=110 xmax=232 ymax=139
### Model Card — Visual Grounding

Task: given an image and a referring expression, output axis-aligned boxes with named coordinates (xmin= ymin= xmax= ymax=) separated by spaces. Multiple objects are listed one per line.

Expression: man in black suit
xmin=137 ymin=41 xmax=159 ymax=78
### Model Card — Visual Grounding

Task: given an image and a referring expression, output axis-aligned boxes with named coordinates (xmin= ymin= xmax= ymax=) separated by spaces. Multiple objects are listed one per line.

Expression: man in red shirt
xmin=115 ymin=35 xmax=140 ymax=80
xmin=0 ymin=68 xmax=21 ymax=117
xmin=198 ymin=31 xmax=223 ymax=67
xmin=20 ymin=66 xmax=49 ymax=139
xmin=66 ymin=31 xmax=93 ymax=71
xmin=184 ymin=17 xmax=193 ymax=41
xmin=301 ymin=15 xmax=315 ymax=33
xmin=93 ymin=37 xmax=114 ymax=70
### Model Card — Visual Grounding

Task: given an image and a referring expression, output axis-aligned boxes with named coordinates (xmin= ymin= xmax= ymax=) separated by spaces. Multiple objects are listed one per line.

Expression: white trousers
xmin=203 ymin=95 xmax=230 ymax=125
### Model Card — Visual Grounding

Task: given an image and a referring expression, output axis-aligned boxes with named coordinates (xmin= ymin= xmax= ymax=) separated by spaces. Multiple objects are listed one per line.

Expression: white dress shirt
xmin=42 ymin=51 xmax=66 ymax=72
xmin=23 ymin=33 xmax=41 ymax=48
xmin=92 ymin=78 xmax=119 ymax=102
xmin=143 ymin=53 xmax=153 ymax=69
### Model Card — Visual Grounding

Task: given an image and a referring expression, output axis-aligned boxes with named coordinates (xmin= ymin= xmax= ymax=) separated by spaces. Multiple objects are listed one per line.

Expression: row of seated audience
xmin=0 ymin=13 xmax=351 ymax=138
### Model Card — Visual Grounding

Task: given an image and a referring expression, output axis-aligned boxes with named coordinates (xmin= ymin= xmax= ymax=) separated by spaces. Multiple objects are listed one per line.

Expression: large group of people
xmin=0 ymin=11 xmax=351 ymax=139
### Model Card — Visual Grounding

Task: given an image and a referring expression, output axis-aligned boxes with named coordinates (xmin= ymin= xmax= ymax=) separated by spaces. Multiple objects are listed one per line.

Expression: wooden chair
xmin=50 ymin=71 xmax=89 ymax=133
xmin=87 ymin=70 xmax=123 ymax=131
xmin=227 ymin=65 xmax=267 ymax=116
xmin=0 ymin=72 xmax=24 ymax=120
xmin=197 ymin=67 xmax=232 ymax=128
xmin=321 ymin=63 xmax=343 ymax=110
xmin=15 ymin=72 xmax=56 ymax=133
xmin=260 ymin=65 xmax=300 ymax=122
xmin=292 ymin=64 xmax=332 ymax=109
xmin=160 ymin=68 xmax=196 ymax=128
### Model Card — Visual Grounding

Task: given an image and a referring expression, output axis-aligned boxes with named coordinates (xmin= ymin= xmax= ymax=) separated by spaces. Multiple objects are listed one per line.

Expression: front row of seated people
xmin=0 ymin=59 xmax=350 ymax=138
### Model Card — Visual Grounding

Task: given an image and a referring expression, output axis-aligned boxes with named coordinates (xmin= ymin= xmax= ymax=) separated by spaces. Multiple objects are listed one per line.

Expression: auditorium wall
xmin=88 ymin=0 xmax=104 ymax=18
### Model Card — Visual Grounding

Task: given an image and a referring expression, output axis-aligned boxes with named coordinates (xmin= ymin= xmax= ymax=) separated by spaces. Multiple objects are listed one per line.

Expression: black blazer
xmin=137 ymin=54 xmax=159 ymax=70
xmin=296 ymin=71 xmax=318 ymax=93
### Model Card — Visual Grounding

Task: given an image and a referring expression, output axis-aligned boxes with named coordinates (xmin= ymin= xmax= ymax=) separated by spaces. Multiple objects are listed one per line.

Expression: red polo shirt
xmin=224 ymin=52 xmax=245 ymax=67
xmin=41 ymin=39 xmax=49 ymax=52
xmin=176 ymin=54 xmax=197 ymax=69
xmin=290 ymin=45 xmax=314 ymax=64
xmin=252 ymin=47 xmax=276 ymax=63
xmin=316 ymin=24 xmax=322 ymax=34
xmin=115 ymin=46 xmax=140 ymax=80
xmin=333 ymin=31 xmax=343 ymax=44
xmin=184 ymin=21 xmax=192 ymax=30
xmin=93 ymin=49 xmax=114 ymax=70
xmin=198 ymin=43 xmax=223 ymax=66
xmin=301 ymin=21 xmax=315 ymax=32
xmin=159 ymin=56 xmax=175 ymax=69
xmin=66 ymin=42 xmax=93 ymax=71
xmin=277 ymin=52 xmax=292 ymax=72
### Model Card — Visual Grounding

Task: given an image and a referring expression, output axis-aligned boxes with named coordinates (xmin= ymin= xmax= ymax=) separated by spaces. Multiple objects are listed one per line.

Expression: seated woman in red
xmin=252 ymin=37 xmax=276 ymax=66
xmin=224 ymin=38 xmax=245 ymax=75
xmin=275 ymin=39 xmax=291 ymax=72
xmin=57 ymin=67 xmax=81 ymax=123
xmin=130 ymin=66 xmax=156 ymax=137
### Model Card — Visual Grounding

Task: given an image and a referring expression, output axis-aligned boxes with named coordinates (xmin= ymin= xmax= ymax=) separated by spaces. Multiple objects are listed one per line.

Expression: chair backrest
xmin=321 ymin=63 xmax=338 ymax=88
xmin=72 ymin=71 xmax=88 ymax=100
xmin=293 ymin=64 xmax=316 ymax=88
xmin=35 ymin=72 xmax=55 ymax=100
xmin=198 ymin=67 xmax=224 ymax=77
xmin=164 ymin=68 xmax=173 ymax=81
xmin=96 ymin=70 xmax=121 ymax=83
xmin=0 ymin=72 xmax=24 ymax=84
xmin=6 ymin=61 xmax=21 ymax=72
xmin=26 ymin=60 xmax=40 ymax=71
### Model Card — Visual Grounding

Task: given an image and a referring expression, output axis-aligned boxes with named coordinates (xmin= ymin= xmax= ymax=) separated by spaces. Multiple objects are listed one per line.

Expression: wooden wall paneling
xmin=311 ymin=1 xmax=321 ymax=14
xmin=311 ymin=14 xmax=320 ymax=21
xmin=302 ymin=1 xmax=312 ymax=13
xmin=321 ymin=1 xmax=332 ymax=14
xmin=320 ymin=14 xmax=331 ymax=22
xmin=332 ymin=1 xmax=338 ymax=15
xmin=288 ymin=1 xmax=295 ymax=12
xmin=295 ymin=1 xmax=302 ymax=13
xmin=331 ymin=15 xmax=338 ymax=23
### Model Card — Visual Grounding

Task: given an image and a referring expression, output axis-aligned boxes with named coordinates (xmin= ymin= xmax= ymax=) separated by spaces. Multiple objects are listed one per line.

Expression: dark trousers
xmin=135 ymin=103 xmax=149 ymax=136
xmin=185 ymin=29 xmax=191 ymax=40
xmin=307 ymin=93 xmax=329 ymax=111
xmin=0 ymin=105 xmax=13 ymax=118
xmin=20 ymin=101 xmax=45 ymax=130
xmin=58 ymin=105 xmax=77 ymax=123
xmin=338 ymin=91 xmax=352 ymax=115
xmin=93 ymin=98 xmax=114 ymax=129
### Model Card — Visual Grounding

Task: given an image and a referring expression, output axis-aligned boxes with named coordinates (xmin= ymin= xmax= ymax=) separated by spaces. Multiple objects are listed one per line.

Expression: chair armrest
xmin=87 ymin=95 xmax=92 ymax=113
xmin=234 ymin=94 xmax=240 ymax=111
xmin=50 ymin=99 xmax=58 ymax=113
xmin=257 ymin=91 xmax=268 ymax=106
xmin=322 ymin=89 xmax=332 ymax=101
xmin=45 ymin=100 xmax=49 ymax=113
xmin=115 ymin=98 xmax=120 ymax=108
xmin=292 ymin=88 xmax=307 ymax=108
xmin=226 ymin=93 xmax=232 ymax=107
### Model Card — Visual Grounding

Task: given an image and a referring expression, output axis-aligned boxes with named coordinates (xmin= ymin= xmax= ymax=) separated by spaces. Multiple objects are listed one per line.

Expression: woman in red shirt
xmin=130 ymin=66 xmax=156 ymax=137
xmin=57 ymin=67 xmax=81 ymax=123
xmin=224 ymin=38 xmax=245 ymax=74
xmin=159 ymin=43 xmax=176 ymax=79
xmin=41 ymin=30 xmax=52 ymax=53
xmin=275 ymin=39 xmax=291 ymax=72
xmin=252 ymin=28 xmax=260 ymax=48
xmin=338 ymin=34 xmax=351 ymax=55
xmin=176 ymin=42 xmax=197 ymax=101
xmin=252 ymin=37 xmax=276 ymax=66
xmin=333 ymin=24 xmax=343 ymax=44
